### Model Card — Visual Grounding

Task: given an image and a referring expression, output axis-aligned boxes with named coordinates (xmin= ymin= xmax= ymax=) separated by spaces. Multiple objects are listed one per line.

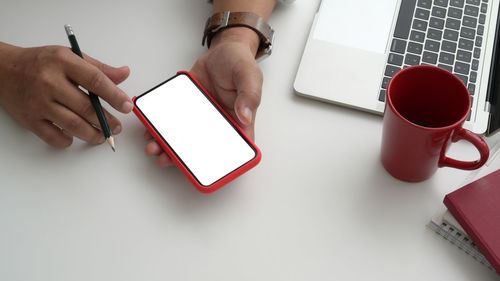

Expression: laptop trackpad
xmin=313 ymin=0 xmax=398 ymax=54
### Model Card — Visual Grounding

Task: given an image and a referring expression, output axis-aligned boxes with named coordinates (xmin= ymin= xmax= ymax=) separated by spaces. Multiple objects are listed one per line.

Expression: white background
xmin=0 ymin=0 xmax=499 ymax=280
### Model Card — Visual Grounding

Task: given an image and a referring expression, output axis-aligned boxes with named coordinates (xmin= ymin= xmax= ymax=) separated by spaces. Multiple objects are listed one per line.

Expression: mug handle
xmin=439 ymin=128 xmax=489 ymax=170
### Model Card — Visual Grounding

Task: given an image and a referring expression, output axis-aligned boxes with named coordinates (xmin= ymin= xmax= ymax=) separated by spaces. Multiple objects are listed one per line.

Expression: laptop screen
xmin=486 ymin=4 xmax=500 ymax=135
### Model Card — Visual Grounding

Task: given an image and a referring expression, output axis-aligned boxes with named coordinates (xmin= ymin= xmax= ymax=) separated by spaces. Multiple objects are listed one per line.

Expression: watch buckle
xmin=212 ymin=11 xmax=230 ymax=33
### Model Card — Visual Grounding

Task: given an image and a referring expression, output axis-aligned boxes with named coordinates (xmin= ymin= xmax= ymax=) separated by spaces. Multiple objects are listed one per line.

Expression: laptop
xmin=294 ymin=0 xmax=500 ymax=135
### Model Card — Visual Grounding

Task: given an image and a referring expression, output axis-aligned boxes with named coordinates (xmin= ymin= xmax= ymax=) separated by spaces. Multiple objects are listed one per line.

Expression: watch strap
xmin=202 ymin=11 xmax=274 ymax=60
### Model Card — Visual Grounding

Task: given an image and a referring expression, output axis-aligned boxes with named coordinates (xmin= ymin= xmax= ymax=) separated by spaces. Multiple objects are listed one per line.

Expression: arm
xmin=144 ymin=0 xmax=276 ymax=167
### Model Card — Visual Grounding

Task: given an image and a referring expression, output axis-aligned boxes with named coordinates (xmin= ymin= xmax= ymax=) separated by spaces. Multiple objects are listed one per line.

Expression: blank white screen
xmin=135 ymin=74 xmax=256 ymax=186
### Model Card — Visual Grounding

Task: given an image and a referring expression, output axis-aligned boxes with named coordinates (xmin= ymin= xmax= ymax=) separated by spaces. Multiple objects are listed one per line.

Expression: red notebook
xmin=444 ymin=169 xmax=500 ymax=274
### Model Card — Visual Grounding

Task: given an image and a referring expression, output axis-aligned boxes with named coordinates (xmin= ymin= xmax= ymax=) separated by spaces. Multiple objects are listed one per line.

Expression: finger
xmin=232 ymin=61 xmax=263 ymax=127
xmin=83 ymin=54 xmax=130 ymax=85
xmin=211 ymin=105 xmax=255 ymax=140
xmin=54 ymin=80 xmax=122 ymax=134
xmin=48 ymin=103 xmax=106 ymax=145
xmin=145 ymin=141 xmax=162 ymax=156
xmin=144 ymin=130 xmax=153 ymax=140
xmin=63 ymin=52 xmax=133 ymax=114
xmin=157 ymin=153 xmax=174 ymax=168
xmin=32 ymin=120 xmax=73 ymax=148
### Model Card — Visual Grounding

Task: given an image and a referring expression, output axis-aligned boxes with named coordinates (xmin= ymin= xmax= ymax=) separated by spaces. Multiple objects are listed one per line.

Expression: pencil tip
xmin=106 ymin=136 xmax=116 ymax=152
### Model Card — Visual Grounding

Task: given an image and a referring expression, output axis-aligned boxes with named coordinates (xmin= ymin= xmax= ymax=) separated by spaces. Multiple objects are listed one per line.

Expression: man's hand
xmin=144 ymin=28 xmax=263 ymax=167
xmin=0 ymin=43 xmax=133 ymax=147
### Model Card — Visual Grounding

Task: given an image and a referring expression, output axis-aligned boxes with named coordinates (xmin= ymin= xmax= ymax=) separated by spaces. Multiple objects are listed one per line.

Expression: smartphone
xmin=133 ymin=71 xmax=261 ymax=193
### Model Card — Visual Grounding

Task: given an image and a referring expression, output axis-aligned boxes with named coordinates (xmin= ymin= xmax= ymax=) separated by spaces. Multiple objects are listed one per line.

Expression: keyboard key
xmin=466 ymin=0 xmax=480 ymax=5
xmin=475 ymin=36 xmax=482 ymax=47
xmin=450 ymin=0 xmax=464 ymax=7
xmin=433 ymin=6 xmax=447 ymax=18
xmin=481 ymin=3 xmax=488 ymax=13
xmin=446 ymin=18 xmax=461 ymax=30
xmin=457 ymin=49 xmax=472 ymax=62
xmin=455 ymin=61 xmax=470 ymax=75
xmin=417 ymin=0 xmax=432 ymax=9
xmin=405 ymin=54 xmax=421 ymax=65
xmin=477 ymin=24 xmax=484 ymax=35
xmin=474 ymin=47 xmax=481 ymax=58
xmin=382 ymin=77 xmax=391 ymax=89
xmin=438 ymin=63 xmax=453 ymax=72
xmin=412 ymin=19 xmax=428 ymax=31
xmin=427 ymin=28 xmax=443 ymax=40
xmin=462 ymin=16 xmax=477 ymax=28
xmin=460 ymin=27 xmax=476 ymax=39
xmin=425 ymin=39 xmax=440 ymax=52
xmin=464 ymin=5 xmax=479 ymax=16
xmin=455 ymin=73 xmax=468 ymax=85
xmin=470 ymin=71 xmax=477 ymax=83
xmin=394 ymin=0 xmax=418 ymax=39
xmin=422 ymin=51 xmax=438 ymax=64
xmin=410 ymin=30 xmax=426 ymax=42
xmin=391 ymin=39 xmax=407 ymax=54
xmin=435 ymin=0 xmax=448 ymax=7
xmin=439 ymin=52 xmax=455 ymax=65
xmin=444 ymin=29 xmax=459 ymax=41
xmin=379 ymin=89 xmax=386 ymax=102
xmin=479 ymin=13 xmax=486 ymax=24
xmin=459 ymin=38 xmax=474 ymax=50
xmin=468 ymin=83 xmax=476 ymax=95
xmin=442 ymin=40 xmax=457 ymax=53
xmin=415 ymin=8 xmax=430 ymax=20
xmin=408 ymin=42 xmax=423 ymax=54
xmin=385 ymin=65 xmax=401 ymax=77
xmin=447 ymin=7 xmax=463 ymax=19
xmin=472 ymin=59 xmax=479 ymax=70
xmin=429 ymin=17 xmax=445 ymax=29
xmin=388 ymin=53 xmax=404 ymax=65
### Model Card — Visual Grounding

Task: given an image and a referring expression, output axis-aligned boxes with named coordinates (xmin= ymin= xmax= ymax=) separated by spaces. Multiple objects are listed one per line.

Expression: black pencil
xmin=64 ymin=24 xmax=115 ymax=152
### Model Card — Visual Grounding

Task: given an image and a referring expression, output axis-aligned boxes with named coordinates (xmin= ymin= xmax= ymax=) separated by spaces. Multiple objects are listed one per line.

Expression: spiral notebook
xmin=428 ymin=209 xmax=494 ymax=271
xmin=427 ymin=140 xmax=500 ymax=273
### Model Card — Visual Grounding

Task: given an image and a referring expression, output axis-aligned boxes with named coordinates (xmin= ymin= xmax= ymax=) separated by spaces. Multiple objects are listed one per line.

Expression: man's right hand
xmin=0 ymin=43 xmax=133 ymax=147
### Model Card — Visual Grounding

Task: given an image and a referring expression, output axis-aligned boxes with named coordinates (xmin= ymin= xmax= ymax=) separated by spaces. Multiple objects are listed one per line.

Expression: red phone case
xmin=132 ymin=71 xmax=261 ymax=193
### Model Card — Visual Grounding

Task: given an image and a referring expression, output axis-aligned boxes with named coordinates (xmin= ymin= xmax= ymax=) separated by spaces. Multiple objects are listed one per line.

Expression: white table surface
xmin=1 ymin=0 xmax=499 ymax=280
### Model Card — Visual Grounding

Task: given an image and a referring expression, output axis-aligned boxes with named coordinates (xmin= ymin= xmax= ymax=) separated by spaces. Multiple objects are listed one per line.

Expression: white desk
xmin=1 ymin=1 xmax=499 ymax=280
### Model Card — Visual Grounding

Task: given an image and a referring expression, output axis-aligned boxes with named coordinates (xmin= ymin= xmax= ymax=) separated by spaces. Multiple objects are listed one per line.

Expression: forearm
xmin=210 ymin=0 xmax=276 ymax=55
xmin=212 ymin=0 xmax=276 ymax=20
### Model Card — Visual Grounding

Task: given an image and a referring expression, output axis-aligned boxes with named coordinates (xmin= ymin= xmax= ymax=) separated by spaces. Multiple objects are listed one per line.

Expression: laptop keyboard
xmin=379 ymin=0 xmax=490 ymax=121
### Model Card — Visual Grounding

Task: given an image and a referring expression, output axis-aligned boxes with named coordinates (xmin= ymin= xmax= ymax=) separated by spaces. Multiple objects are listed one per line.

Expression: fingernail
xmin=112 ymin=125 xmax=121 ymax=135
xmin=98 ymin=136 xmax=106 ymax=144
xmin=122 ymin=101 xmax=133 ymax=113
xmin=238 ymin=107 xmax=253 ymax=126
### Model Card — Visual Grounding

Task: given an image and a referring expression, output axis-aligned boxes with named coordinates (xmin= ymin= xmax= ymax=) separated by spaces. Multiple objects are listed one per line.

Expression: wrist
xmin=0 ymin=43 xmax=22 ymax=101
xmin=209 ymin=27 xmax=260 ymax=56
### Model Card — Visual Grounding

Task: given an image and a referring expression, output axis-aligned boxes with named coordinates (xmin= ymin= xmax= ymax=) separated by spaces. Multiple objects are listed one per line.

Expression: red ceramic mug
xmin=381 ymin=65 xmax=489 ymax=182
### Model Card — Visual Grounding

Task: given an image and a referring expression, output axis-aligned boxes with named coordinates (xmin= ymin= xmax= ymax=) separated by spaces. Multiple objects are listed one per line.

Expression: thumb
xmin=233 ymin=61 xmax=263 ymax=127
xmin=83 ymin=54 xmax=130 ymax=85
